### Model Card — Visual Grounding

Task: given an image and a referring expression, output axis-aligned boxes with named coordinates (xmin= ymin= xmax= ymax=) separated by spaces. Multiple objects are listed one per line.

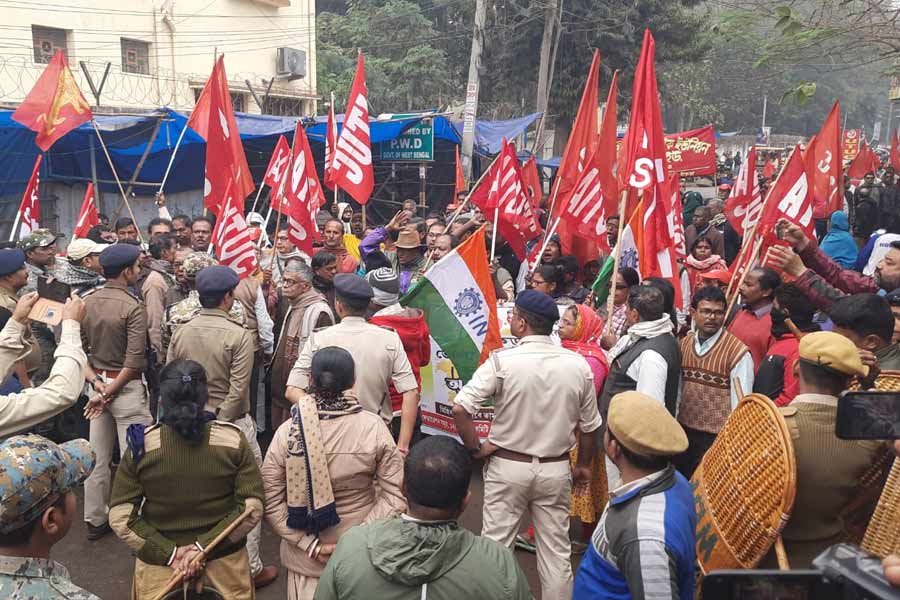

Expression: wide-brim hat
xmin=395 ymin=227 xmax=422 ymax=249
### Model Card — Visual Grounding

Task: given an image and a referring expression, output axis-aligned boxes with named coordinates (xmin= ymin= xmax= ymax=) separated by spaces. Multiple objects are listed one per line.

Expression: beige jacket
xmin=261 ymin=405 xmax=406 ymax=578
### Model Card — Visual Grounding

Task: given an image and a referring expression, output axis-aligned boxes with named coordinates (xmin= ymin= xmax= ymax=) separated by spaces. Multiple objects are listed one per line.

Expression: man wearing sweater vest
xmin=727 ymin=267 xmax=781 ymax=370
xmin=674 ymin=286 xmax=754 ymax=478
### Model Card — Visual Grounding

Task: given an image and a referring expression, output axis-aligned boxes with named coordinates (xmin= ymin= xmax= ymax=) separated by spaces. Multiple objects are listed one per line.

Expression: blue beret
xmin=515 ymin=289 xmax=559 ymax=322
xmin=334 ymin=273 xmax=373 ymax=301
xmin=196 ymin=265 xmax=240 ymax=295
xmin=0 ymin=249 xmax=26 ymax=277
xmin=99 ymin=243 xmax=141 ymax=269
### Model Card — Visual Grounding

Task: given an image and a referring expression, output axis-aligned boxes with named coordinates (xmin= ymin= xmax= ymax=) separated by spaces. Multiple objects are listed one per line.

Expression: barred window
xmin=121 ymin=39 xmax=150 ymax=75
xmin=32 ymin=25 xmax=68 ymax=64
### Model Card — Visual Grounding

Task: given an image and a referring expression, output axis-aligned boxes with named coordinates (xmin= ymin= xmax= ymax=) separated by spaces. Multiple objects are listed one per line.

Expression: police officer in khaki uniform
xmin=165 ymin=265 xmax=278 ymax=588
xmin=286 ymin=273 xmax=419 ymax=454
xmin=81 ymin=244 xmax=154 ymax=541
xmin=452 ymin=289 xmax=602 ymax=600
xmin=0 ymin=249 xmax=41 ymax=384
xmin=763 ymin=331 xmax=887 ymax=568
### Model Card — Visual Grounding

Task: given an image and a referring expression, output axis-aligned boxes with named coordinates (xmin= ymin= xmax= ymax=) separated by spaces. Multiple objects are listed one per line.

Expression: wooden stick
xmin=489 ymin=205 xmax=499 ymax=261
xmin=783 ymin=317 xmax=804 ymax=340
xmin=91 ymin=120 xmax=144 ymax=244
xmin=603 ymin=189 xmax=630 ymax=334
xmin=774 ymin=536 xmax=790 ymax=571
xmin=152 ymin=506 xmax=255 ymax=600
xmin=158 ymin=120 xmax=189 ymax=194
xmin=732 ymin=377 xmax=745 ymax=400
xmin=724 ymin=236 xmax=763 ymax=321
xmin=248 ymin=182 xmax=267 ymax=217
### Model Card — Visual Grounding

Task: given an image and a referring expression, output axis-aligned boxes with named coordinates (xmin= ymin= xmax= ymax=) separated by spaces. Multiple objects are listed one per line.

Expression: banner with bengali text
xmin=664 ymin=125 xmax=716 ymax=176
xmin=842 ymin=129 xmax=861 ymax=162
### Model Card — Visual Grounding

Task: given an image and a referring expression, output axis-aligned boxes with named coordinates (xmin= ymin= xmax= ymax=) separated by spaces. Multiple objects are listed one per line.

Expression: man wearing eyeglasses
xmin=673 ymin=285 xmax=754 ymax=479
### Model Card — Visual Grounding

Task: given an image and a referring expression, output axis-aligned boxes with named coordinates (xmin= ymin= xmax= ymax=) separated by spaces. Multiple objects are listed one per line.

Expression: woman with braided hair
xmin=262 ymin=346 xmax=406 ymax=599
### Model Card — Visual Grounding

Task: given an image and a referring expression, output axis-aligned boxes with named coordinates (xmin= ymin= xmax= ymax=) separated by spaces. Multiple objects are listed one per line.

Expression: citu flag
xmin=12 ymin=51 xmax=92 ymax=151
xmin=725 ymin=145 xmax=763 ymax=236
xmin=454 ymin=146 xmax=467 ymax=198
xmin=758 ymin=145 xmax=815 ymax=243
xmin=262 ymin=135 xmax=291 ymax=198
xmin=891 ymin=129 xmax=900 ymax=172
xmin=281 ymin=122 xmax=323 ymax=256
xmin=331 ymin=51 xmax=374 ymax=204
xmin=522 ymin=156 xmax=542 ymax=209
xmin=324 ymin=99 xmax=339 ymax=191
xmin=806 ymin=101 xmax=842 ymax=218
xmin=620 ymin=29 xmax=681 ymax=307
xmin=549 ymin=49 xmax=601 ymax=269
xmin=190 ymin=56 xmax=254 ymax=213
xmin=73 ymin=183 xmax=99 ymax=240
xmin=211 ymin=178 xmax=259 ymax=279
xmin=15 ymin=155 xmax=42 ymax=240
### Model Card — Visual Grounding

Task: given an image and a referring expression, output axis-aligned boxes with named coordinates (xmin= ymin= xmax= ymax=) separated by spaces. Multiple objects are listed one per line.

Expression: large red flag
xmin=331 ymin=52 xmax=375 ymax=204
xmin=324 ymin=100 xmax=338 ymax=191
xmin=848 ymin=141 xmax=871 ymax=180
xmin=725 ymin=145 xmax=763 ymax=236
xmin=191 ymin=57 xmax=254 ymax=213
xmin=867 ymin=143 xmax=882 ymax=174
xmin=620 ymin=30 xmax=679 ymax=304
xmin=758 ymin=145 xmax=815 ymax=241
xmin=12 ymin=51 xmax=92 ymax=152
xmin=14 ymin=155 xmax=42 ymax=239
xmin=211 ymin=179 xmax=258 ymax=279
xmin=454 ymin=146 xmax=467 ymax=198
xmin=667 ymin=174 xmax=687 ymax=261
xmin=808 ymin=101 xmax=842 ymax=218
xmin=891 ymin=130 xmax=900 ymax=173
xmin=522 ymin=156 xmax=542 ymax=208
xmin=597 ymin=70 xmax=619 ymax=213
xmin=73 ymin=183 xmax=99 ymax=240
xmin=282 ymin=122 xmax=323 ymax=256
xmin=262 ymin=135 xmax=291 ymax=193
xmin=559 ymin=145 xmax=611 ymax=253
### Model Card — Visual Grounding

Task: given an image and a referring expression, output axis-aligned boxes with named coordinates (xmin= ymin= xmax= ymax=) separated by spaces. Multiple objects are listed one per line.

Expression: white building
xmin=0 ymin=0 xmax=318 ymax=115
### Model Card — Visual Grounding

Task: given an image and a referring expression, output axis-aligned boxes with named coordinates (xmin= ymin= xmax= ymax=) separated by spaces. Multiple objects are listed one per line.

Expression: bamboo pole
xmin=157 ymin=120 xmax=189 ymax=194
xmin=724 ymin=236 xmax=763 ymax=321
xmin=603 ymin=189 xmax=630 ymax=334
xmin=91 ymin=120 xmax=144 ymax=244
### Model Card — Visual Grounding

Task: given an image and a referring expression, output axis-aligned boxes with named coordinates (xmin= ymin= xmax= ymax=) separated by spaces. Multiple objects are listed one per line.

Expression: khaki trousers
xmin=482 ymin=455 xmax=573 ymax=600
xmin=131 ymin=547 xmax=255 ymax=600
xmin=234 ymin=414 xmax=264 ymax=577
xmin=84 ymin=378 xmax=153 ymax=526
xmin=287 ymin=571 xmax=318 ymax=600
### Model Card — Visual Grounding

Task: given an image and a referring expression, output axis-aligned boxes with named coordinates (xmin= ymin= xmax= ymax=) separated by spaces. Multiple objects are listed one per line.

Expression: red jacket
xmin=755 ymin=335 xmax=800 ymax=406
xmin=369 ymin=308 xmax=430 ymax=413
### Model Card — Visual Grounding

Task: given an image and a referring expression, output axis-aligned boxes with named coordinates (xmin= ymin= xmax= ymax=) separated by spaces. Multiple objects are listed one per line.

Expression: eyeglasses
xmin=696 ymin=308 xmax=726 ymax=318
xmin=614 ymin=284 xmax=628 ymax=290
xmin=282 ymin=279 xmax=301 ymax=287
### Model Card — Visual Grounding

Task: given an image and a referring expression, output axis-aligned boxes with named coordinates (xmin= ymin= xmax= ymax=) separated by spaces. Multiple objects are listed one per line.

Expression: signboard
xmin=419 ymin=304 xmax=564 ymax=442
xmin=379 ymin=122 xmax=434 ymax=161
xmin=664 ymin=125 xmax=716 ymax=176
xmin=842 ymin=129 xmax=861 ymax=162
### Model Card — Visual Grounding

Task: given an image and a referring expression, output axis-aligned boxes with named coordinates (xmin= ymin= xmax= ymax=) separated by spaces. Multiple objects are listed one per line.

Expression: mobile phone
xmin=836 ymin=391 xmax=900 ymax=440
xmin=701 ymin=570 xmax=832 ymax=600
xmin=37 ymin=276 xmax=71 ymax=304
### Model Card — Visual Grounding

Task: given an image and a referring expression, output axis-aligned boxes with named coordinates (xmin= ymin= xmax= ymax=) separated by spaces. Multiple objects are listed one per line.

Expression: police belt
xmin=494 ymin=447 xmax=568 ymax=463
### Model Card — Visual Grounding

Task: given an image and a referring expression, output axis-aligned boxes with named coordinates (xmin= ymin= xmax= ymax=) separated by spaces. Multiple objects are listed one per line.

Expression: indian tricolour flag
xmin=402 ymin=226 xmax=502 ymax=382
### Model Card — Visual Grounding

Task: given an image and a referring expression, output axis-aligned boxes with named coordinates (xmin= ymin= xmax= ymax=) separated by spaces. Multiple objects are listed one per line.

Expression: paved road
xmin=57 ymin=463 xmax=584 ymax=599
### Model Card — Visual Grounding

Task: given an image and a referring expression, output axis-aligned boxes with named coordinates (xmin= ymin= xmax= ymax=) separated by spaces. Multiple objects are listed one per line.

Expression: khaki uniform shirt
xmin=167 ymin=308 xmax=254 ymax=421
xmin=162 ymin=290 xmax=245 ymax=360
xmin=0 ymin=319 xmax=87 ymax=437
xmin=0 ymin=286 xmax=40 ymax=374
xmin=286 ymin=316 xmax=417 ymax=421
xmin=455 ymin=335 xmax=602 ymax=457
xmin=0 ymin=556 xmax=100 ymax=599
xmin=141 ymin=270 xmax=169 ymax=358
xmin=82 ymin=281 xmax=147 ymax=372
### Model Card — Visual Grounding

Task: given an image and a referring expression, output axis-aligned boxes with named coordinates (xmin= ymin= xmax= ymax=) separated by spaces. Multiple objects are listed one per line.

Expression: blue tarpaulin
xmin=451 ymin=113 xmax=542 ymax=155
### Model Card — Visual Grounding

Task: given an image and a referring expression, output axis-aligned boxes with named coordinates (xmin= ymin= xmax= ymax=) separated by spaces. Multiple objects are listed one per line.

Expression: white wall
xmin=0 ymin=0 xmax=317 ymax=114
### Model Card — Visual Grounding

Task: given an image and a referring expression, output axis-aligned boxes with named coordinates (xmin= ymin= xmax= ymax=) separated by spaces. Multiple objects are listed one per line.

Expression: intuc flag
xmin=324 ymin=100 xmax=338 ymax=191
xmin=73 ymin=183 xmax=99 ymax=240
xmin=807 ymin=101 xmax=843 ymax=219
xmin=282 ymin=122 xmax=323 ymax=256
xmin=14 ymin=155 xmax=42 ymax=239
xmin=725 ymin=145 xmax=763 ymax=236
xmin=331 ymin=52 xmax=375 ymax=204
xmin=189 ymin=56 xmax=254 ymax=209
xmin=891 ymin=130 xmax=900 ymax=173
xmin=454 ymin=146 xmax=467 ymax=198
xmin=12 ymin=51 xmax=92 ymax=151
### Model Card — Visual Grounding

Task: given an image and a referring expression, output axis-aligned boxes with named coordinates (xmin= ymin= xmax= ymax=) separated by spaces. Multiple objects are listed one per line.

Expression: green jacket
xmin=314 ymin=516 xmax=533 ymax=600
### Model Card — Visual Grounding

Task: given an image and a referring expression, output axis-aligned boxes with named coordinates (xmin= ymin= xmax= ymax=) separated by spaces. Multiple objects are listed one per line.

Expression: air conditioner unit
xmin=276 ymin=47 xmax=306 ymax=81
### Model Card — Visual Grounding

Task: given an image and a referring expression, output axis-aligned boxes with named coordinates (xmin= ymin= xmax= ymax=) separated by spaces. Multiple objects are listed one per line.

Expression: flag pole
xmin=603 ymin=189 xmax=629 ymax=333
xmin=257 ymin=203 xmax=273 ymax=249
xmin=158 ymin=121 xmax=189 ymax=194
xmin=528 ymin=215 xmax=561 ymax=276
xmin=725 ymin=236 xmax=764 ymax=319
xmin=248 ymin=182 xmax=267 ymax=216
xmin=489 ymin=205 xmax=500 ymax=261
xmin=8 ymin=209 xmax=21 ymax=243
xmin=91 ymin=120 xmax=144 ymax=244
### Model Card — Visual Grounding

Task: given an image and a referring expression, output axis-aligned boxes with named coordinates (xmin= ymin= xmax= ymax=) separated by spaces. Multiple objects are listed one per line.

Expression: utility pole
xmin=461 ymin=0 xmax=487 ymax=180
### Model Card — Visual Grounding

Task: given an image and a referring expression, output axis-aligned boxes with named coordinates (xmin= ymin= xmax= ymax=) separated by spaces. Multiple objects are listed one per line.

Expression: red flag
xmin=806 ymin=102 xmax=843 ymax=219
xmin=763 ymin=157 xmax=776 ymax=179
xmin=15 ymin=155 xmax=42 ymax=239
xmin=848 ymin=141 xmax=871 ymax=180
xmin=559 ymin=146 xmax=611 ymax=253
xmin=263 ymin=135 xmax=291 ymax=192
xmin=189 ymin=56 xmax=254 ymax=209
xmin=891 ymin=130 xmax=900 ymax=172
xmin=867 ymin=143 xmax=882 ymax=174
xmin=12 ymin=51 xmax=92 ymax=152
xmin=522 ymin=156 xmax=542 ymax=208
xmin=331 ymin=52 xmax=375 ymax=204
xmin=324 ymin=101 xmax=338 ymax=191
xmin=597 ymin=70 xmax=619 ymax=212
xmin=73 ymin=183 xmax=99 ymax=240
xmin=667 ymin=174 xmax=686 ymax=261
xmin=620 ymin=30 xmax=679 ymax=305
xmin=281 ymin=122 xmax=323 ymax=256
xmin=454 ymin=146 xmax=467 ymax=198
xmin=725 ymin=145 xmax=763 ymax=236
xmin=471 ymin=139 xmax=542 ymax=259
xmin=211 ymin=179 xmax=258 ymax=279
xmin=758 ymin=145 xmax=815 ymax=241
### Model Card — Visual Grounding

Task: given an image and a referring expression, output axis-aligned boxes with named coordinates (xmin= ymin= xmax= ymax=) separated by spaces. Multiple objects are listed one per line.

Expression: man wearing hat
xmin=161 ymin=252 xmax=245 ymax=359
xmin=19 ymin=229 xmax=64 ymax=385
xmin=452 ymin=289 xmax=601 ymax=600
xmin=0 ymin=248 xmax=41 ymax=385
xmin=81 ymin=243 xmax=154 ymax=542
xmin=0 ymin=435 xmax=99 ymax=599
xmin=360 ymin=212 xmax=426 ymax=294
xmin=287 ymin=273 xmax=419 ymax=453
xmin=764 ymin=330 xmax=886 ymax=568
xmin=56 ymin=238 xmax=106 ymax=296
xmin=573 ymin=391 xmax=695 ymax=600
xmin=166 ymin=264 xmax=278 ymax=588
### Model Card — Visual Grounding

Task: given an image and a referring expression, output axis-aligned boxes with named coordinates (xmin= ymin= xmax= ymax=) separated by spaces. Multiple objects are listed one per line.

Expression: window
xmin=265 ymin=96 xmax=304 ymax=116
xmin=193 ymin=88 xmax=247 ymax=113
xmin=32 ymin=25 xmax=68 ymax=64
xmin=121 ymin=39 xmax=150 ymax=75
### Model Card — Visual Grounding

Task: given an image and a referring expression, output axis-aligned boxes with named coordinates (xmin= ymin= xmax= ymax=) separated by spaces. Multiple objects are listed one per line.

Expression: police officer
xmin=0 ymin=435 xmax=98 ymax=599
xmin=19 ymin=229 xmax=64 ymax=384
xmin=0 ymin=248 xmax=41 ymax=384
xmin=452 ymin=289 xmax=602 ymax=600
xmin=81 ymin=244 xmax=154 ymax=541
xmin=166 ymin=265 xmax=277 ymax=588
xmin=286 ymin=273 xmax=419 ymax=454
